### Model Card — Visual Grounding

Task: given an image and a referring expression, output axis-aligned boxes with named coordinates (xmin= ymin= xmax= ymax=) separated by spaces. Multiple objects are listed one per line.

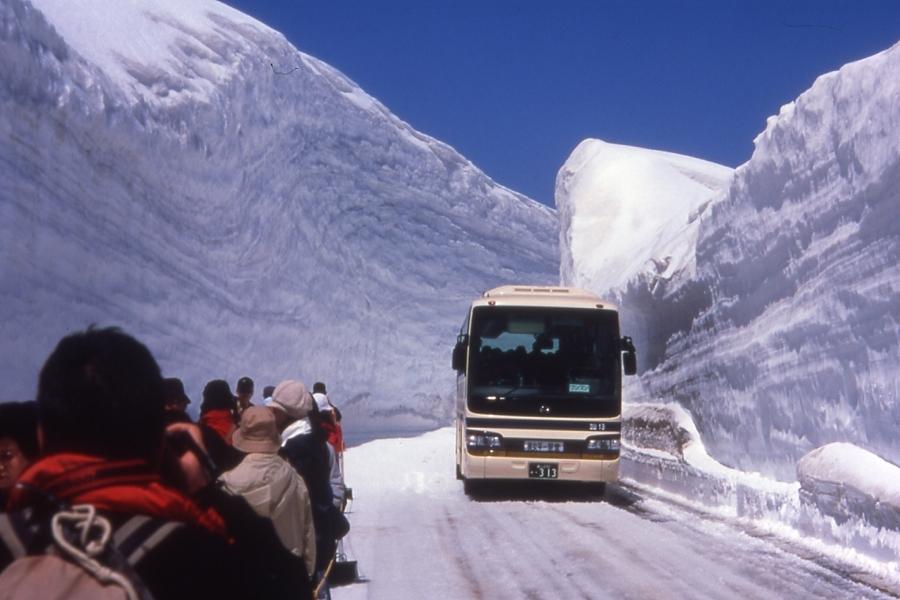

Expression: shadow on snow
xmin=463 ymin=480 xmax=642 ymax=507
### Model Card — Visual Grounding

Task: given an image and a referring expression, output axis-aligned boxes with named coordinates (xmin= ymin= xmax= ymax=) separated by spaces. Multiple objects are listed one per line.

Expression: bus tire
xmin=456 ymin=462 xmax=463 ymax=480
xmin=463 ymin=478 xmax=481 ymax=496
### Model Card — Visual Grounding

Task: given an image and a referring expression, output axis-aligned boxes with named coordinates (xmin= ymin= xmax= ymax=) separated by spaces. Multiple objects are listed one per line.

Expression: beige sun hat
xmin=232 ymin=405 xmax=281 ymax=454
xmin=270 ymin=379 xmax=314 ymax=419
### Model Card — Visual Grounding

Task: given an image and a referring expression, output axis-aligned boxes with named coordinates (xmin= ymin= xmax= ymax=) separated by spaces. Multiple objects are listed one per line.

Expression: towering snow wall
xmin=0 ymin=0 xmax=558 ymax=430
xmin=561 ymin=43 xmax=900 ymax=480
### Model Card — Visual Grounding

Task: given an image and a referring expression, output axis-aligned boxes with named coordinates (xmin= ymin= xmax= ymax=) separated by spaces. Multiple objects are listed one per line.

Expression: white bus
xmin=453 ymin=285 xmax=636 ymax=494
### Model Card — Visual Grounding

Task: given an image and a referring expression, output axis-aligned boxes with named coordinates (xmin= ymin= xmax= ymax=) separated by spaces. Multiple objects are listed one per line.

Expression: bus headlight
xmin=467 ymin=431 xmax=503 ymax=450
xmin=586 ymin=437 xmax=620 ymax=452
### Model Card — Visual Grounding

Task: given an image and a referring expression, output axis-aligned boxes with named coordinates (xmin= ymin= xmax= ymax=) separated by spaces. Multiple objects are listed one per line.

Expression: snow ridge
xmin=556 ymin=139 xmax=733 ymax=371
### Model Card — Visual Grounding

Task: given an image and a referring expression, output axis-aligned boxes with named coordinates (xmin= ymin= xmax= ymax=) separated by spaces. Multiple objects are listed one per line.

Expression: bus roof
xmin=473 ymin=285 xmax=618 ymax=311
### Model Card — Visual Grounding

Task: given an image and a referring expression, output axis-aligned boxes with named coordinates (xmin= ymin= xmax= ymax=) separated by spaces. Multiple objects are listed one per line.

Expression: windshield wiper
xmin=495 ymin=386 xmax=540 ymax=398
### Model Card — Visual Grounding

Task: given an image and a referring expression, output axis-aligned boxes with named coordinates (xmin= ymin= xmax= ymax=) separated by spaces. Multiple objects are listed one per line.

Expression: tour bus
xmin=452 ymin=285 xmax=636 ymax=494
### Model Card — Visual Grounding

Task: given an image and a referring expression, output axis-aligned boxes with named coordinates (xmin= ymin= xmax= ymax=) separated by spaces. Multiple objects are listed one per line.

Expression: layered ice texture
xmin=0 ymin=0 xmax=557 ymax=428
xmin=559 ymin=42 xmax=900 ymax=480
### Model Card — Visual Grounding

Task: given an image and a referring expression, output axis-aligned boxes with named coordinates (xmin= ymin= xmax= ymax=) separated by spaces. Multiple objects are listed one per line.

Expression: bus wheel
xmin=463 ymin=478 xmax=481 ymax=496
xmin=456 ymin=462 xmax=463 ymax=480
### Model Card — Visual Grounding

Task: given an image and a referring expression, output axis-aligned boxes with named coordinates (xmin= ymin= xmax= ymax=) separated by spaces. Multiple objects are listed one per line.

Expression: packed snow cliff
xmin=0 ymin=0 xmax=558 ymax=427
xmin=559 ymin=42 xmax=900 ymax=481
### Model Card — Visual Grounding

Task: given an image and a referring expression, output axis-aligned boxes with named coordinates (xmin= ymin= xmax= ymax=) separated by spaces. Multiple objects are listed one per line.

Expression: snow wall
xmin=0 ymin=0 xmax=558 ymax=430
xmin=559 ymin=42 xmax=900 ymax=480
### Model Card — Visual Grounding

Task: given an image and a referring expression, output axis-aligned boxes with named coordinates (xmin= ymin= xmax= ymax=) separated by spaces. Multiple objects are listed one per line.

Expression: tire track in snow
xmin=432 ymin=505 xmax=487 ymax=599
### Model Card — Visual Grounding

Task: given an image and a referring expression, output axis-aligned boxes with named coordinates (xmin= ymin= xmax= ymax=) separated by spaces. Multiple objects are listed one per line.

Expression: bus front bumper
xmin=463 ymin=450 xmax=619 ymax=483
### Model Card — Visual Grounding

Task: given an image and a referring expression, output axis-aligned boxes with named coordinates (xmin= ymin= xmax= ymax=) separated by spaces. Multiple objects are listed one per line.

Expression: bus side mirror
xmin=621 ymin=336 xmax=637 ymax=376
xmin=452 ymin=334 xmax=468 ymax=372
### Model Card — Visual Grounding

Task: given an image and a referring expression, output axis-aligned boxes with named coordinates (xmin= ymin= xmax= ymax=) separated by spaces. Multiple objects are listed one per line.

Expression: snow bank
xmin=560 ymin=42 xmax=900 ymax=480
xmin=0 ymin=0 xmax=558 ymax=428
xmin=622 ymin=403 xmax=797 ymax=512
xmin=623 ymin=404 xmax=900 ymax=567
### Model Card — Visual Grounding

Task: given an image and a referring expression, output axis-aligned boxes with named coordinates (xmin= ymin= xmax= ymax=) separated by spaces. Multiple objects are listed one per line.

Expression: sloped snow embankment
xmin=0 ymin=0 xmax=557 ymax=425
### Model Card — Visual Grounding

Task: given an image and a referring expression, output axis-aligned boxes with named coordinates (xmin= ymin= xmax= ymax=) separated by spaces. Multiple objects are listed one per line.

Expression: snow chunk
xmin=798 ymin=443 xmax=900 ymax=529
xmin=798 ymin=443 xmax=900 ymax=507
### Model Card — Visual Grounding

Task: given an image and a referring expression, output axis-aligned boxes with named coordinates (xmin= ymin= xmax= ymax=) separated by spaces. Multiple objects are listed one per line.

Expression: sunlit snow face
xmin=0 ymin=438 xmax=30 ymax=491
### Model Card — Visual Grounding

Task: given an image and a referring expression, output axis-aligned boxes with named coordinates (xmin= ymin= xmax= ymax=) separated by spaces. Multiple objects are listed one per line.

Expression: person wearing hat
xmin=220 ymin=405 xmax=316 ymax=580
xmin=235 ymin=376 xmax=255 ymax=416
xmin=163 ymin=377 xmax=191 ymax=414
xmin=269 ymin=380 xmax=347 ymax=587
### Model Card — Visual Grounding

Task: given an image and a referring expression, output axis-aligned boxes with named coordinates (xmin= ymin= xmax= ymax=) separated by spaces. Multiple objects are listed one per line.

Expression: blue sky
xmin=227 ymin=1 xmax=900 ymax=206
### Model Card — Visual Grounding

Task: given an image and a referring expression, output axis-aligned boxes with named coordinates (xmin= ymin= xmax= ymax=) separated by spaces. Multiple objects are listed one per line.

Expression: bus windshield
xmin=467 ymin=306 xmax=621 ymax=417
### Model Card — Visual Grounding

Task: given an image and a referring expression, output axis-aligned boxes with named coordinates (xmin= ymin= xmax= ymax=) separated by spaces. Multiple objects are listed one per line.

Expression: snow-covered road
xmin=333 ymin=428 xmax=895 ymax=600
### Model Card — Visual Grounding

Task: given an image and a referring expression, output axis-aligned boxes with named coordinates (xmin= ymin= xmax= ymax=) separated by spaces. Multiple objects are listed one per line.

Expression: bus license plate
xmin=529 ymin=463 xmax=559 ymax=479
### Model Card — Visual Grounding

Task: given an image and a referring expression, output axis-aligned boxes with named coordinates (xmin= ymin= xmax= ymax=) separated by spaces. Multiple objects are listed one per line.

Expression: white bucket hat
xmin=270 ymin=379 xmax=314 ymax=419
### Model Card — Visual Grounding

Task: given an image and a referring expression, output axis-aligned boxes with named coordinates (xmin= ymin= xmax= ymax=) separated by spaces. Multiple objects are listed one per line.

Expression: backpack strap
xmin=2 ymin=511 xmax=185 ymax=564
xmin=0 ymin=513 xmax=28 ymax=560
xmin=1 ymin=508 xmax=185 ymax=600
xmin=49 ymin=505 xmax=146 ymax=600
xmin=112 ymin=515 xmax=153 ymax=549
xmin=115 ymin=517 xmax=184 ymax=565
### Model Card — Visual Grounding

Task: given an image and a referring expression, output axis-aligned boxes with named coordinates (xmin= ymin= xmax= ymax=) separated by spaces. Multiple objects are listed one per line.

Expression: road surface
xmin=333 ymin=428 xmax=897 ymax=600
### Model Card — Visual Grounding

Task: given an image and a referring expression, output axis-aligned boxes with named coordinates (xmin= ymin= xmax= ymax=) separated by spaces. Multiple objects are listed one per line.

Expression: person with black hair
xmin=200 ymin=379 xmax=237 ymax=444
xmin=162 ymin=377 xmax=243 ymax=475
xmin=235 ymin=376 xmax=254 ymax=416
xmin=0 ymin=327 xmax=311 ymax=599
xmin=262 ymin=384 xmax=276 ymax=403
xmin=0 ymin=401 xmax=38 ymax=508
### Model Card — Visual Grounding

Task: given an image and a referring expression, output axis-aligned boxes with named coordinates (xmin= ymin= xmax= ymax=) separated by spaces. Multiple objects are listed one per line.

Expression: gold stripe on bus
xmin=469 ymin=450 xmax=616 ymax=460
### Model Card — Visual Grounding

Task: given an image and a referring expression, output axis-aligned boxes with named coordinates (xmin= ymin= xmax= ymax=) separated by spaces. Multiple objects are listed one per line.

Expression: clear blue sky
xmin=226 ymin=0 xmax=900 ymax=206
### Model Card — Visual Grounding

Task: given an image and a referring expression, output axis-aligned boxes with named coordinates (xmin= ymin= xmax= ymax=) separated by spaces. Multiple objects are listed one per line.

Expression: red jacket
xmin=6 ymin=453 xmax=227 ymax=537
xmin=319 ymin=417 xmax=344 ymax=454
xmin=0 ymin=453 xmax=314 ymax=599
xmin=200 ymin=409 xmax=236 ymax=445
